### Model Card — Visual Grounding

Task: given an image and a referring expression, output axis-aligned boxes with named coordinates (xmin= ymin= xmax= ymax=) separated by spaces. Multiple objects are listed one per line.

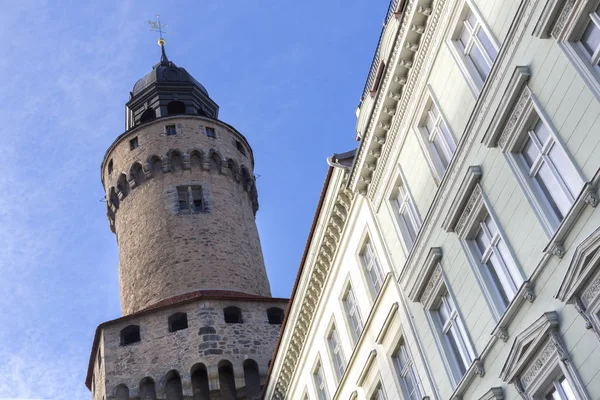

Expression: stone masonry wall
xmin=96 ymin=298 xmax=287 ymax=399
xmin=102 ymin=116 xmax=271 ymax=315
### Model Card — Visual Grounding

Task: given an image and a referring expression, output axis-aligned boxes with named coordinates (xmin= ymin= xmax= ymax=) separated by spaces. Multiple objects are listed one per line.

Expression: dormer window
xmin=166 ymin=125 xmax=177 ymax=136
xmin=167 ymin=100 xmax=186 ymax=115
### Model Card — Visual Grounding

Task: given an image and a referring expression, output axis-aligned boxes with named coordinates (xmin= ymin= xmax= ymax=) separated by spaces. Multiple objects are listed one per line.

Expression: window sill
xmin=449 ymin=357 xmax=486 ymax=400
xmin=490 ymin=280 xmax=536 ymax=342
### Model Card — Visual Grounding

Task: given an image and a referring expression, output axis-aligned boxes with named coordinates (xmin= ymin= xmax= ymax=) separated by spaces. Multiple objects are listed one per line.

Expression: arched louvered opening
xmin=139 ymin=377 xmax=157 ymax=400
xmin=148 ymin=155 xmax=162 ymax=177
xmin=236 ymin=141 xmax=246 ymax=156
xmin=168 ymin=312 xmax=188 ymax=332
xmin=210 ymin=150 xmax=222 ymax=171
xmin=190 ymin=150 xmax=203 ymax=170
xmin=130 ymin=162 xmax=145 ymax=186
xmin=119 ymin=325 xmax=140 ymax=346
xmin=267 ymin=307 xmax=285 ymax=324
xmin=140 ymin=108 xmax=156 ymax=124
xmin=167 ymin=101 xmax=186 ymax=115
xmin=117 ymin=173 xmax=130 ymax=198
xmin=169 ymin=150 xmax=183 ymax=171
xmin=223 ymin=306 xmax=243 ymax=323
xmin=165 ymin=370 xmax=184 ymax=400
xmin=243 ymin=359 xmax=261 ymax=400
xmin=109 ymin=187 xmax=119 ymax=209
xmin=218 ymin=360 xmax=237 ymax=400
xmin=191 ymin=363 xmax=211 ymax=400
xmin=115 ymin=384 xmax=130 ymax=400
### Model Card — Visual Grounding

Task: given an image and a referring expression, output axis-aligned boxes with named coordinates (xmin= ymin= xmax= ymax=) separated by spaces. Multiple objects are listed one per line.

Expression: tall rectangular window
xmin=177 ymin=185 xmax=204 ymax=213
xmin=449 ymin=2 xmax=499 ymax=94
xmin=313 ymin=361 xmax=329 ymax=400
xmin=393 ymin=342 xmax=420 ymax=400
xmin=342 ymin=284 xmax=363 ymax=344
xmin=423 ymin=101 xmax=456 ymax=172
xmin=360 ymin=239 xmax=384 ymax=296
xmin=543 ymin=376 xmax=576 ymax=400
xmin=433 ymin=294 xmax=474 ymax=379
xmin=370 ymin=383 xmax=387 ymax=400
xmin=327 ymin=324 xmax=346 ymax=381
xmin=391 ymin=180 xmax=421 ymax=252
xmin=518 ymin=119 xmax=583 ymax=226
xmin=577 ymin=5 xmax=600 ymax=69
xmin=471 ymin=214 xmax=522 ymax=310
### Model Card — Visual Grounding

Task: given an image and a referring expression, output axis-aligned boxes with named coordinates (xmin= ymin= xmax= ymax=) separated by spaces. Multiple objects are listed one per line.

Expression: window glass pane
xmin=459 ymin=24 xmax=471 ymax=48
xmin=469 ymin=43 xmax=490 ymax=79
xmin=581 ymin=21 xmax=600 ymax=57
xmin=425 ymin=112 xmax=436 ymax=133
xmin=446 ymin=329 xmax=467 ymax=375
xmin=466 ymin=11 xmax=478 ymax=29
xmin=432 ymin=135 xmax=450 ymax=168
xmin=477 ymin=28 xmax=497 ymax=59
xmin=440 ymin=122 xmax=456 ymax=153
xmin=522 ymin=139 xmax=539 ymax=167
xmin=533 ymin=120 xmax=551 ymax=144
xmin=486 ymin=260 xmax=510 ymax=306
xmin=548 ymin=143 xmax=582 ymax=198
xmin=560 ymin=378 xmax=576 ymax=400
xmin=475 ymin=228 xmax=490 ymax=254
xmin=537 ymin=164 xmax=569 ymax=218
xmin=438 ymin=300 xmax=451 ymax=322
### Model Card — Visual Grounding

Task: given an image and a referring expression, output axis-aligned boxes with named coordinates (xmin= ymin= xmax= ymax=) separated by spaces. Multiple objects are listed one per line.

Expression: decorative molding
xmin=357 ymin=349 xmax=377 ymax=386
xmin=376 ymin=302 xmax=399 ymax=344
xmin=408 ymin=247 xmax=442 ymax=301
xmin=495 ymin=327 xmax=509 ymax=343
xmin=497 ymin=86 xmax=532 ymax=150
xmin=474 ymin=358 xmax=485 ymax=378
xmin=482 ymin=66 xmax=530 ymax=148
xmin=420 ymin=264 xmax=443 ymax=307
xmin=557 ymin=225 xmax=600 ymax=302
xmin=532 ymin=0 xmax=566 ymax=39
xmin=442 ymin=166 xmax=483 ymax=233
xmin=551 ymin=0 xmax=577 ymax=38
xmin=455 ymin=184 xmax=483 ymax=238
xmin=478 ymin=387 xmax=504 ymax=400
xmin=491 ymin=279 xmax=536 ymax=343
xmin=520 ymin=338 xmax=558 ymax=389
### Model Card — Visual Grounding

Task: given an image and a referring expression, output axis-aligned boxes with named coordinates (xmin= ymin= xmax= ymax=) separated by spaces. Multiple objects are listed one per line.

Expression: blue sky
xmin=0 ymin=1 xmax=385 ymax=398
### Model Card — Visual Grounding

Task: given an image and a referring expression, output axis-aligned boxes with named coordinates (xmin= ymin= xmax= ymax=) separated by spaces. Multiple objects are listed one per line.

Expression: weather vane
xmin=148 ymin=13 xmax=169 ymax=46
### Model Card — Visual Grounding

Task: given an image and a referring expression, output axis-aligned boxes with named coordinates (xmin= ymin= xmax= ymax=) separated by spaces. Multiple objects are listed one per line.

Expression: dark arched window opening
xmin=197 ymin=106 xmax=207 ymax=116
xmin=224 ymin=306 xmax=243 ymax=323
xmin=120 ymin=325 xmax=140 ymax=346
xmin=192 ymin=363 xmax=210 ymax=400
xmin=218 ymin=360 xmax=237 ymax=400
xmin=165 ymin=371 xmax=184 ymax=400
xmin=115 ymin=384 xmax=130 ymax=400
xmin=139 ymin=377 xmax=157 ymax=400
xmin=243 ymin=359 xmax=261 ymax=400
xmin=117 ymin=173 xmax=130 ymax=198
xmin=107 ymin=159 xmax=113 ymax=175
xmin=168 ymin=312 xmax=188 ymax=332
xmin=236 ymin=141 xmax=246 ymax=156
xmin=167 ymin=101 xmax=186 ymax=115
xmin=140 ymin=108 xmax=156 ymax=124
xmin=267 ymin=307 xmax=284 ymax=324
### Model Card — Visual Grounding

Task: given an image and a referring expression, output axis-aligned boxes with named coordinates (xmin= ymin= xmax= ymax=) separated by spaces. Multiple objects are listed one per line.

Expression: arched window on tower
xmin=236 ymin=141 xmax=246 ymax=156
xmin=120 ymin=325 xmax=140 ymax=346
xmin=218 ymin=360 xmax=237 ymax=399
xmin=266 ymin=307 xmax=285 ymax=324
xmin=223 ymin=306 xmax=243 ymax=323
xmin=168 ymin=312 xmax=188 ymax=332
xmin=165 ymin=370 xmax=184 ymax=400
xmin=115 ymin=384 xmax=130 ymax=400
xmin=243 ymin=359 xmax=261 ymax=400
xmin=167 ymin=101 xmax=186 ymax=115
xmin=191 ymin=363 xmax=211 ymax=400
xmin=140 ymin=108 xmax=156 ymax=124
xmin=139 ymin=377 xmax=157 ymax=400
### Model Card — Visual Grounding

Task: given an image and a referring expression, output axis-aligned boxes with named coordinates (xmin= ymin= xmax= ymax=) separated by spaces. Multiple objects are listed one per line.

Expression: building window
xmin=177 ymin=185 xmax=204 ymax=213
xmin=313 ymin=360 xmax=329 ymax=400
xmin=120 ymin=325 xmax=140 ymax=346
xmin=470 ymin=213 xmax=523 ymax=313
xmin=390 ymin=177 xmax=421 ymax=253
xmin=393 ymin=341 xmax=421 ymax=400
xmin=360 ymin=238 xmax=385 ymax=297
xmin=267 ymin=307 xmax=285 ymax=324
xmin=327 ymin=323 xmax=346 ymax=381
xmin=342 ymin=283 xmax=363 ymax=344
xmin=370 ymin=383 xmax=387 ymax=400
xmin=107 ymin=159 xmax=113 ymax=175
xmin=166 ymin=124 xmax=177 ymax=136
xmin=543 ymin=376 xmax=576 ymax=400
xmin=206 ymin=127 xmax=216 ymax=138
xmin=432 ymin=292 xmax=475 ymax=384
xmin=416 ymin=89 xmax=456 ymax=182
xmin=449 ymin=1 xmax=499 ymax=94
xmin=168 ymin=312 xmax=188 ymax=332
xmin=223 ymin=306 xmax=243 ymax=323
xmin=129 ymin=136 xmax=139 ymax=150
xmin=236 ymin=140 xmax=247 ymax=156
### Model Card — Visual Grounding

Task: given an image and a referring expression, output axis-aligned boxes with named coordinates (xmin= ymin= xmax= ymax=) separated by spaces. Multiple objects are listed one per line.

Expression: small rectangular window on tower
xmin=177 ymin=185 xmax=205 ymax=213
xmin=206 ymin=127 xmax=216 ymax=138
xmin=129 ymin=137 xmax=139 ymax=150
xmin=166 ymin=124 xmax=177 ymax=136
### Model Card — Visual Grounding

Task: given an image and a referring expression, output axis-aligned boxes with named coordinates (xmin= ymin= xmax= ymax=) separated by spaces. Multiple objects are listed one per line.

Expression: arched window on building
xmin=139 ymin=377 xmax=157 ymax=400
xmin=168 ymin=312 xmax=188 ymax=332
xmin=243 ymin=359 xmax=261 ymax=400
xmin=223 ymin=306 xmax=243 ymax=323
xmin=120 ymin=325 xmax=140 ymax=346
xmin=218 ymin=360 xmax=237 ymax=400
xmin=115 ymin=384 xmax=130 ymax=400
xmin=140 ymin=108 xmax=156 ymax=124
xmin=167 ymin=101 xmax=186 ymax=115
xmin=191 ymin=363 xmax=210 ymax=400
xmin=266 ymin=307 xmax=284 ymax=324
xmin=236 ymin=141 xmax=246 ymax=156
xmin=165 ymin=370 xmax=184 ymax=400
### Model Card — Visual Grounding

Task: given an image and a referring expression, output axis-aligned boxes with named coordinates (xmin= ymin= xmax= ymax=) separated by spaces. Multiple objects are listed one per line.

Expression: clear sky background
xmin=0 ymin=1 xmax=386 ymax=398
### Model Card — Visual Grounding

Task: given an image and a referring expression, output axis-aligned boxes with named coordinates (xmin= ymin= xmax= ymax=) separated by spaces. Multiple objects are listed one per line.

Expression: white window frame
xmin=388 ymin=169 xmax=422 ymax=255
xmin=341 ymin=280 xmax=364 ymax=345
xmin=414 ymin=86 xmax=457 ymax=184
xmin=326 ymin=320 xmax=347 ymax=382
xmin=358 ymin=234 xmax=385 ymax=299
xmin=312 ymin=358 xmax=330 ymax=400
xmin=368 ymin=382 xmax=387 ymax=400
xmin=420 ymin=264 xmax=477 ymax=388
xmin=500 ymin=89 xmax=585 ymax=236
xmin=392 ymin=339 xmax=421 ymax=400
xmin=447 ymin=0 xmax=500 ymax=95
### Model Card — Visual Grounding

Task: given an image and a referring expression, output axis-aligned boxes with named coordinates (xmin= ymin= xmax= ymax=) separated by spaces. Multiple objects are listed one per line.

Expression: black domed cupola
xmin=125 ymin=43 xmax=218 ymax=130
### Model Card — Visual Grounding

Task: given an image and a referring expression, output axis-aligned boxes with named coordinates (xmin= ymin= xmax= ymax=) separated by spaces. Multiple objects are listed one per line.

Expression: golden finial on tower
xmin=148 ymin=14 xmax=170 ymax=62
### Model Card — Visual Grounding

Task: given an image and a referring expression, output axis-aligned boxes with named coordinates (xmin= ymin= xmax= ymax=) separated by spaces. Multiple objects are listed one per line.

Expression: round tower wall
xmin=102 ymin=116 xmax=271 ymax=315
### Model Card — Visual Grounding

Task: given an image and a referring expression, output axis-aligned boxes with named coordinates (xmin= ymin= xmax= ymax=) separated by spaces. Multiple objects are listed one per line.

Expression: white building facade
xmin=264 ymin=0 xmax=600 ymax=399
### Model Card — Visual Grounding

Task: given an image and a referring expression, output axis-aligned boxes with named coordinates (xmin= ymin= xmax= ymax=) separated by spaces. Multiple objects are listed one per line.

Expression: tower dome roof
xmin=132 ymin=60 xmax=209 ymax=97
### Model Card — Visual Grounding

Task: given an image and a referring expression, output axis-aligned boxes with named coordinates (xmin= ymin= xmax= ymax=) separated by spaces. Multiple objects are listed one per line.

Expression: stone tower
xmin=85 ymin=42 xmax=288 ymax=400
